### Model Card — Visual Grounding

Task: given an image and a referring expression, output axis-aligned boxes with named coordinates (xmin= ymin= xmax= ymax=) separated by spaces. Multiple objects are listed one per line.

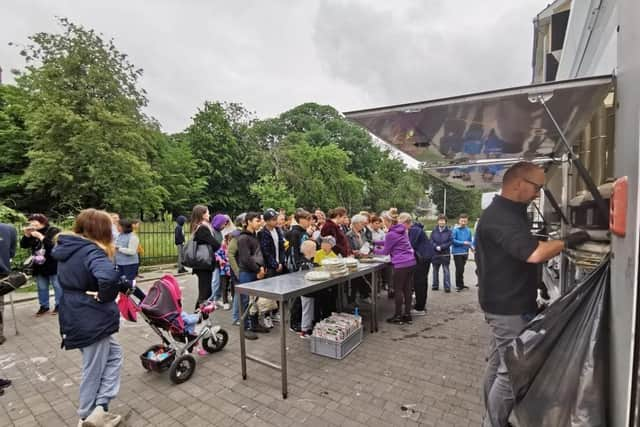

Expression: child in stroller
xmin=131 ymin=274 xmax=228 ymax=384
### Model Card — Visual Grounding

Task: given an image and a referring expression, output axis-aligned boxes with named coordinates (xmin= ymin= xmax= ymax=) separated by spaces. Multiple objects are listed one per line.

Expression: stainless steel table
xmin=235 ymin=262 xmax=388 ymax=399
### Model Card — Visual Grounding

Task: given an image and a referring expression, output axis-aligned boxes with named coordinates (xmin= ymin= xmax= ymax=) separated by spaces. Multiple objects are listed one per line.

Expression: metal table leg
xmin=372 ymin=270 xmax=378 ymax=332
xmin=280 ymin=298 xmax=289 ymax=399
xmin=9 ymin=292 xmax=18 ymax=336
xmin=239 ymin=298 xmax=251 ymax=380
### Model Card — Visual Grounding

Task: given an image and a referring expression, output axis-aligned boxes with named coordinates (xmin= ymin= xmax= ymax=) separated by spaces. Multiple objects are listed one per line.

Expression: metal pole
xmin=9 ymin=292 xmax=18 ymax=336
xmin=280 ymin=298 xmax=289 ymax=399
xmin=443 ymin=187 xmax=447 ymax=216
xmin=538 ymin=95 xmax=609 ymax=220
xmin=559 ymin=154 xmax=570 ymax=295
xmin=239 ymin=297 xmax=248 ymax=380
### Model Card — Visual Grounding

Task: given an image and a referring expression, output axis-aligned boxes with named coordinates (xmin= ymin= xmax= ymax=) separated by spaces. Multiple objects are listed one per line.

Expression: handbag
xmin=181 ymin=236 xmax=214 ymax=270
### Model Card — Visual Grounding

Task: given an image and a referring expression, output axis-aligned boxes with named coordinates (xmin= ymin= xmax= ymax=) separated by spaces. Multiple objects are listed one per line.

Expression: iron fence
xmin=9 ymin=221 xmax=184 ymax=270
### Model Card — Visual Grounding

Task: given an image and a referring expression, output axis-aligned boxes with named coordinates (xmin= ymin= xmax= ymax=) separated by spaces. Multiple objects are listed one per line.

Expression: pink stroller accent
xmin=137 ymin=274 xmax=228 ymax=384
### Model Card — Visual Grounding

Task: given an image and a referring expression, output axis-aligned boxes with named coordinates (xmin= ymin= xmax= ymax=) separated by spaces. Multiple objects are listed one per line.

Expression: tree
xmin=14 ymin=18 xmax=166 ymax=216
xmin=184 ymin=101 xmax=254 ymax=213
xmin=423 ymin=172 xmax=482 ymax=219
xmin=249 ymin=175 xmax=296 ymax=213
xmin=154 ymin=133 xmax=206 ymax=216
xmin=365 ymin=157 xmax=425 ymax=212
xmin=277 ymin=136 xmax=365 ymax=211
xmin=0 ymin=85 xmax=31 ymax=210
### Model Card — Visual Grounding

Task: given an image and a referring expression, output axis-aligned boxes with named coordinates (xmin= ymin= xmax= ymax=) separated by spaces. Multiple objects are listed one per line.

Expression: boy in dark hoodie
xmin=174 ymin=215 xmax=187 ymax=273
xmin=236 ymin=212 xmax=268 ymax=337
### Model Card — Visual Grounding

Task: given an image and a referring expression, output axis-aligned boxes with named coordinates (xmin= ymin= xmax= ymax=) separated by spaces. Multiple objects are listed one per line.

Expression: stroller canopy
xmin=140 ymin=274 xmax=185 ymax=333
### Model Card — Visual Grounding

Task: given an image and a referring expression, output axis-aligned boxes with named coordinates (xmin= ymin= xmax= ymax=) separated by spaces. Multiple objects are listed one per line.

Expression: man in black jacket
xmin=284 ymin=209 xmax=312 ymax=332
xmin=258 ymin=208 xmax=286 ymax=278
xmin=477 ymin=162 xmax=589 ymax=426
xmin=237 ymin=212 xmax=267 ymax=336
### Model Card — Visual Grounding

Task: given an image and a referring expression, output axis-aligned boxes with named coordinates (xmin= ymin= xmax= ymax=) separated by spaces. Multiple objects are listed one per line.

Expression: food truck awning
xmin=344 ymin=75 xmax=614 ymax=190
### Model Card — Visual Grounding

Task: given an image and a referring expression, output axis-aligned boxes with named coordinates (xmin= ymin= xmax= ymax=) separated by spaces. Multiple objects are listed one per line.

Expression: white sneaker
xmin=410 ymin=309 xmax=426 ymax=316
xmin=81 ymin=406 xmax=105 ymax=427
xmin=214 ymin=299 xmax=224 ymax=308
xmin=222 ymin=303 xmax=231 ymax=310
xmin=104 ymin=412 xmax=122 ymax=427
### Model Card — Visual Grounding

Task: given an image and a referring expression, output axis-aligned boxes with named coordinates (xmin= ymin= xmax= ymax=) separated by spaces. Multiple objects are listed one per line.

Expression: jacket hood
xmin=176 ymin=215 xmax=187 ymax=225
xmin=389 ymin=223 xmax=407 ymax=235
xmin=411 ymin=222 xmax=424 ymax=231
xmin=212 ymin=214 xmax=230 ymax=231
xmin=52 ymin=234 xmax=100 ymax=262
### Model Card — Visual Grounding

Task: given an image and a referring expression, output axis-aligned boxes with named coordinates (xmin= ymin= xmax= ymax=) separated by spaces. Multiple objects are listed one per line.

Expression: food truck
xmin=344 ymin=0 xmax=639 ymax=424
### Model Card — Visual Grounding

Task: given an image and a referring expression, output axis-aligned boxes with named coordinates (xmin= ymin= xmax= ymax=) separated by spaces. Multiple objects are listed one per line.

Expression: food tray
xmin=310 ymin=326 xmax=363 ymax=360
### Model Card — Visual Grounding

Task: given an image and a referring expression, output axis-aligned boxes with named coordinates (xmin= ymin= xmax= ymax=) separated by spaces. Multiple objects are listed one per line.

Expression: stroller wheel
xmin=169 ymin=354 xmax=196 ymax=384
xmin=202 ymin=329 xmax=229 ymax=353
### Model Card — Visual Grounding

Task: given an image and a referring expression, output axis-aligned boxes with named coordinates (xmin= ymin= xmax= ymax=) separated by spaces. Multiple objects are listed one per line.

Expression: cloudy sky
xmin=1 ymin=0 xmax=548 ymax=133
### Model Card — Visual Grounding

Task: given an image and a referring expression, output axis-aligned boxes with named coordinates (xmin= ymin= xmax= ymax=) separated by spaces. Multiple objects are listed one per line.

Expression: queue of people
xmin=177 ymin=203 xmax=477 ymax=338
xmin=0 ymin=202 xmax=476 ymax=425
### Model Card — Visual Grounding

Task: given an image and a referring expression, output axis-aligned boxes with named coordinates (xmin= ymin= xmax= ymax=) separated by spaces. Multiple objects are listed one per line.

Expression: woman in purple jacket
xmin=380 ymin=209 xmax=416 ymax=324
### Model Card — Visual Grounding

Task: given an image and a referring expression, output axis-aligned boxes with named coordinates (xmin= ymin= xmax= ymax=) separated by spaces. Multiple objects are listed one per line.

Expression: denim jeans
xmin=482 ymin=312 xmax=533 ymax=427
xmin=210 ymin=268 xmax=221 ymax=301
xmin=232 ymin=271 xmax=255 ymax=329
xmin=432 ymin=263 xmax=451 ymax=290
xmin=35 ymin=274 xmax=62 ymax=309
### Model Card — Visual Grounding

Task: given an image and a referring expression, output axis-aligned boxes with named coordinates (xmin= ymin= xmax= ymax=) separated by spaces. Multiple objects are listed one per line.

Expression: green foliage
xmin=154 ymin=133 xmax=206 ymax=216
xmin=250 ymin=103 xmax=423 ymax=213
xmin=0 ymin=85 xmax=31 ymax=209
xmin=277 ymin=138 xmax=365 ymax=211
xmin=249 ymin=176 xmax=296 ymax=213
xmin=14 ymin=18 xmax=165 ymax=216
xmin=184 ymin=101 xmax=259 ymax=212
xmin=2 ymin=19 xmax=431 ymax=225
xmin=0 ymin=204 xmax=27 ymax=224
xmin=423 ymin=172 xmax=482 ymax=219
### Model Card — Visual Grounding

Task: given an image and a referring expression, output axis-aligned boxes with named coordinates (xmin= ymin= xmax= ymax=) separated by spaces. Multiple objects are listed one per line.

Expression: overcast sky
xmin=1 ymin=0 xmax=549 ymax=133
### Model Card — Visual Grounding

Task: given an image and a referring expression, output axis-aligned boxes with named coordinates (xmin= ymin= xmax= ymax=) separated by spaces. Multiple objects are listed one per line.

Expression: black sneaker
xmin=0 ymin=336 xmax=5 ymax=345
xmin=444 ymin=289 xmax=451 ymax=293
xmin=386 ymin=315 xmax=404 ymax=324
xmin=250 ymin=324 xmax=270 ymax=333
xmin=431 ymin=288 xmax=439 ymax=291
xmin=401 ymin=315 xmax=413 ymax=324
xmin=0 ymin=378 xmax=11 ymax=389
xmin=51 ymin=305 xmax=59 ymax=315
xmin=177 ymin=268 xmax=188 ymax=274
xmin=244 ymin=330 xmax=258 ymax=340
xmin=35 ymin=306 xmax=48 ymax=316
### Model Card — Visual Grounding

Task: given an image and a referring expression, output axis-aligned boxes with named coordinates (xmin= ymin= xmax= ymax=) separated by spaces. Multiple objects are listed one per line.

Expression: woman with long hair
xmin=20 ymin=213 xmax=61 ymax=315
xmin=190 ymin=205 xmax=221 ymax=308
xmin=52 ymin=209 xmax=130 ymax=426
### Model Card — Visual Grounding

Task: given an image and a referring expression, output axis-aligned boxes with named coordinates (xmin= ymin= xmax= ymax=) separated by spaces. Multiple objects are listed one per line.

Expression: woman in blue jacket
xmin=52 ymin=209 xmax=130 ymax=427
xmin=431 ymin=214 xmax=453 ymax=292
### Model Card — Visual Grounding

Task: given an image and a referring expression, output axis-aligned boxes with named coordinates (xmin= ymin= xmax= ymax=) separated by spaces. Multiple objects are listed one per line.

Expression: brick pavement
xmin=0 ymin=261 xmax=488 ymax=426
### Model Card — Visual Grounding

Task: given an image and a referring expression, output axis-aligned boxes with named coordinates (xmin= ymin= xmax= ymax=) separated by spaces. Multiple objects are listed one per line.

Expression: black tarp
xmin=505 ymin=258 xmax=609 ymax=426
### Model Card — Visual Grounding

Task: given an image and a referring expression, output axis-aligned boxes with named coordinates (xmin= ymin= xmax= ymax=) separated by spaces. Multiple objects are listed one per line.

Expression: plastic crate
xmin=310 ymin=326 xmax=363 ymax=360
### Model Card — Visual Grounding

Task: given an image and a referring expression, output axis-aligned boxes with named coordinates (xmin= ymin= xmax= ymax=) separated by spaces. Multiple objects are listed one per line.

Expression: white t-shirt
xmin=270 ymin=228 xmax=279 ymax=263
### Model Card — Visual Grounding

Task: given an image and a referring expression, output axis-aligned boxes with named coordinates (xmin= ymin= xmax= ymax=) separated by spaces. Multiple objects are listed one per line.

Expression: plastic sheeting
xmin=505 ymin=257 xmax=609 ymax=427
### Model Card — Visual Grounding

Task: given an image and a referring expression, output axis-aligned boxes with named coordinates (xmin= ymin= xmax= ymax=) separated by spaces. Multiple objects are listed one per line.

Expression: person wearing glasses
xmin=476 ymin=161 xmax=590 ymax=427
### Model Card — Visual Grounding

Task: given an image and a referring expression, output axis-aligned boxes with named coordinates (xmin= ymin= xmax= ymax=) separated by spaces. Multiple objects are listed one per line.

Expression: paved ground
xmin=0 ymin=261 xmax=488 ymax=427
